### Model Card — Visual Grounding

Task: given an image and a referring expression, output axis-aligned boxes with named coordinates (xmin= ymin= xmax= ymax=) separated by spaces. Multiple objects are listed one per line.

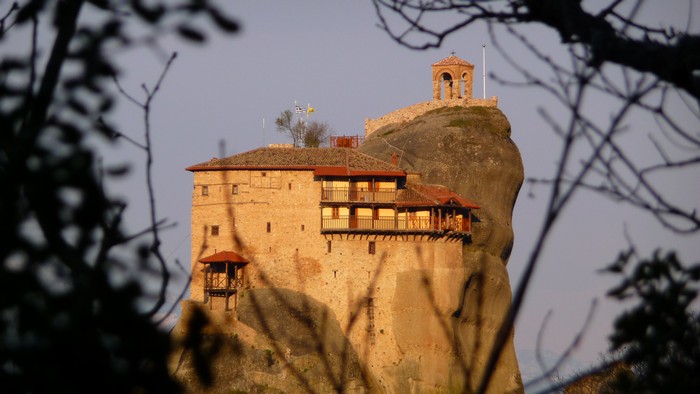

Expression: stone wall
xmin=365 ymin=97 xmax=498 ymax=137
xmin=188 ymin=167 xmax=479 ymax=391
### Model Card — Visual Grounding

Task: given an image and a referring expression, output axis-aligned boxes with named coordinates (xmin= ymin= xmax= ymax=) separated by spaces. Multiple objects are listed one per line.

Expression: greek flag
xmin=295 ymin=105 xmax=306 ymax=114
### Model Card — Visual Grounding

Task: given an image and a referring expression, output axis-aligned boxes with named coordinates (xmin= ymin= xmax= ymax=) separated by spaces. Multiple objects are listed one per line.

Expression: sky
xmin=42 ymin=0 xmax=698 ymax=373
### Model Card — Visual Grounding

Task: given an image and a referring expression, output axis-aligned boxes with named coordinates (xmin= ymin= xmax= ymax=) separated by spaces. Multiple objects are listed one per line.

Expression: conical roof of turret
xmin=432 ymin=54 xmax=473 ymax=67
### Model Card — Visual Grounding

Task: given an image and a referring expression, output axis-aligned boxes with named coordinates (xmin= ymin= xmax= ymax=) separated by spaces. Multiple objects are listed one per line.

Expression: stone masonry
xmin=186 ymin=150 xmax=476 ymax=391
xmin=365 ymin=97 xmax=498 ymax=137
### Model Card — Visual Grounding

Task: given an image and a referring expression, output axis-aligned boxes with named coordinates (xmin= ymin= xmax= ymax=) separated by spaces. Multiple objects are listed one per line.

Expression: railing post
xmin=203 ymin=264 xmax=209 ymax=306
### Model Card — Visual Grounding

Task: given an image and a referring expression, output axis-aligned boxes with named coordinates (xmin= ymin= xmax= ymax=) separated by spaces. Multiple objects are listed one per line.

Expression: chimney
xmin=391 ymin=153 xmax=399 ymax=166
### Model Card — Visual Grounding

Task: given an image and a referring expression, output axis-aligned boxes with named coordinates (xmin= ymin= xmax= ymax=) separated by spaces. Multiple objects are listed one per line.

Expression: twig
xmin=112 ymin=52 xmax=179 ymax=317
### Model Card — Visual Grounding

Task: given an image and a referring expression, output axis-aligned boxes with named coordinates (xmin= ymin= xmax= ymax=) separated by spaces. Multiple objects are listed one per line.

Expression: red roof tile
xmin=432 ymin=55 xmax=474 ymax=67
xmin=397 ymin=184 xmax=479 ymax=209
xmin=199 ymin=250 xmax=248 ymax=264
xmin=186 ymin=147 xmax=405 ymax=177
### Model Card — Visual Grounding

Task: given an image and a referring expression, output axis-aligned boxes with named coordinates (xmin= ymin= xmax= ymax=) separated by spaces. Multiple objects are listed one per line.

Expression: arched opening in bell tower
xmin=440 ymin=72 xmax=454 ymax=100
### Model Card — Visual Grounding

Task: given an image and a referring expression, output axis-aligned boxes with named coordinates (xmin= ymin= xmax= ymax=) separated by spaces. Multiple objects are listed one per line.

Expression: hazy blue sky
xmin=86 ymin=1 xmax=700 ymax=369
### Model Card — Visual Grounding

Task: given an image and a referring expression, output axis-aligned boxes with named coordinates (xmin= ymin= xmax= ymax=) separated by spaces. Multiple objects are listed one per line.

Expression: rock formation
xmin=358 ymin=105 xmax=524 ymax=392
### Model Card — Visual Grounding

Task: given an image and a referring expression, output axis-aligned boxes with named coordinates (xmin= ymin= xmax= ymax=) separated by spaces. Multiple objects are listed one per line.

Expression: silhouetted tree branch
xmin=0 ymin=1 xmax=239 ymax=391
xmin=373 ymin=0 xmax=700 ymax=100
xmin=112 ymin=52 xmax=178 ymax=317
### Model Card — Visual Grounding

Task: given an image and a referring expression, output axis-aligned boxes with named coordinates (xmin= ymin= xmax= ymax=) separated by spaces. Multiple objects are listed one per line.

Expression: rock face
xmin=171 ymin=290 xmax=374 ymax=393
xmin=359 ymin=105 xmax=524 ymax=393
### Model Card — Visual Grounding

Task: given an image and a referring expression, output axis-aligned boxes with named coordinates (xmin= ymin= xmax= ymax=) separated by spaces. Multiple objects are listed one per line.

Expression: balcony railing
xmin=321 ymin=187 xmax=396 ymax=203
xmin=321 ymin=215 xmax=471 ymax=233
xmin=204 ymin=273 xmax=243 ymax=291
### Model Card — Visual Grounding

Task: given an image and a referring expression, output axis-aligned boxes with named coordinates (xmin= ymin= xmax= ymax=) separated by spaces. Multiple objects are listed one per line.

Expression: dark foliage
xmin=373 ymin=0 xmax=700 ymax=100
xmin=0 ymin=1 xmax=238 ymax=392
xmin=603 ymin=250 xmax=700 ymax=393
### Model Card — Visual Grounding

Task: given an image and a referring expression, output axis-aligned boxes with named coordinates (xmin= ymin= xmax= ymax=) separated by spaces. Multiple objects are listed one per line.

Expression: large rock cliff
xmin=358 ymin=105 xmax=524 ymax=392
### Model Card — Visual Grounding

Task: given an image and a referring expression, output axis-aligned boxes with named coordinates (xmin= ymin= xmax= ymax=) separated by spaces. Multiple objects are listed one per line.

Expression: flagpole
xmin=262 ymin=117 xmax=266 ymax=146
xmin=482 ymin=44 xmax=487 ymax=99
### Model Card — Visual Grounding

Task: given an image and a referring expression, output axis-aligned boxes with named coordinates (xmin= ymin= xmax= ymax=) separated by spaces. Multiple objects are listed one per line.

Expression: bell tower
xmin=432 ymin=53 xmax=474 ymax=100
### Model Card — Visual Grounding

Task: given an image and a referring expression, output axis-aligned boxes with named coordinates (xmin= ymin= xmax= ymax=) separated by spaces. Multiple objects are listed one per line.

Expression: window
xmin=301 ymin=224 xmax=305 ymax=231
xmin=266 ymin=222 xmax=271 ymax=233
xmin=332 ymin=207 xmax=340 ymax=219
xmin=202 ymin=185 xmax=209 ymax=196
xmin=211 ymin=225 xmax=219 ymax=236
xmin=261 ymin=172 xmax=267 ymax=177
xmin=368 ymin=241 xmax=376 ymax=255
xmin=232 ymin=184 xmax=238 ymax=195
xmin=327 ymin=240 xmax=332 ymax=253
xmin=288 ymin=182 xmax=292 ymax=190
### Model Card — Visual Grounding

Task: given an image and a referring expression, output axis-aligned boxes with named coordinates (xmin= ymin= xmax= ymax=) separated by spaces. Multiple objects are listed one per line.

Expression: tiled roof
xmin=186 ymin=147 xmax=405 ymax=175
xmin=397 ymin=184 xmax=479 ymax=209
xmin=199 ymin=250 xmax=248 ymax=264
xmin=432 ymin=54 xmax=473 ymax=67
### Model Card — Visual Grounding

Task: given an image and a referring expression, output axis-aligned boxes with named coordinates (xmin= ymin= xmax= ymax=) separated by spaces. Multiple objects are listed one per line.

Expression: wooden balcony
xmin=321 ymin=215 xmax=471 ymax=234
xmin=321 ymin=187 xmax=396 ymax=203
xmin=203 ymin=262 xmax=244 ymax=310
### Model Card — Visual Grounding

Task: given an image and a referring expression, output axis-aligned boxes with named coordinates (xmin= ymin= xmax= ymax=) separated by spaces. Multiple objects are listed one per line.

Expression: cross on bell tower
xmin=431 ymin=53 xmax=475 ymax=100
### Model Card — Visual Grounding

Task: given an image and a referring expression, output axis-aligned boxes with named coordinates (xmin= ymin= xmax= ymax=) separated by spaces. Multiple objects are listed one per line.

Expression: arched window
xmin=441 ymin=72 xmax=454 ymax=99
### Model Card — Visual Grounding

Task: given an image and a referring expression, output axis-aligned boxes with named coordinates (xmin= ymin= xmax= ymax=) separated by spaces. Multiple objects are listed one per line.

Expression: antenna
xmin=482 ymin=44 xmax=487 ymax=99
xmin=262 ymin=117 xmax=266 ymax=146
